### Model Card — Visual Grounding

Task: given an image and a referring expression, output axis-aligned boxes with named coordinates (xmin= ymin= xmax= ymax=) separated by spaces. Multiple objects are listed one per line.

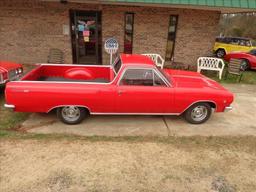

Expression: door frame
xmin=69 ymin=10 xmax=102 ymax=65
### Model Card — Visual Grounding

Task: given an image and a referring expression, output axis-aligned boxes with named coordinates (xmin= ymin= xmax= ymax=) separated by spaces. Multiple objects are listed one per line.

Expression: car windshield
xmin=249 ymin=49 xmax=256 ymax=56
xmin=157 ymin=68 xmax=171 ymax=85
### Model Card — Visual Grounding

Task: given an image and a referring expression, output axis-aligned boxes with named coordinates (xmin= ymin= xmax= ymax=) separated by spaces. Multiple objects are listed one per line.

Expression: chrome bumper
xmin=4 ymin=104 xmax=15 ymax=109
xmin=224 ymin=106 xmax=233 ymax=112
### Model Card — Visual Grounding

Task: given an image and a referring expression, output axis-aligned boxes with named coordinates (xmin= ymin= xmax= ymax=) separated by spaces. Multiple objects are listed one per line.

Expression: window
xmin=230 ymin=38 xmax=240 ymax=45
xmin=124 ymin=13 xmax=134 ymax=54
xmin=165 ymin=15 xmax=178 ymax=61
xmin=119 ymin=68 xmax=167 ymax=87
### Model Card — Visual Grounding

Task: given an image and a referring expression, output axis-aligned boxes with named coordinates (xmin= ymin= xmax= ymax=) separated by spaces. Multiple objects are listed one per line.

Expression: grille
xmin=8 ymin=69 xmax=17 ymax=81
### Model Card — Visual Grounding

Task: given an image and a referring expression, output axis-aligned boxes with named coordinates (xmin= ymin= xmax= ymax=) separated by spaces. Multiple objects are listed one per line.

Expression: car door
xmin=116 ymin=68 xmax=174 ymax=113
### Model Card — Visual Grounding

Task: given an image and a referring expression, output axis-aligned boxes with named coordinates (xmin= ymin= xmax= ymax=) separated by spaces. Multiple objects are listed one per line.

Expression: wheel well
xmin=241 ymin=58 xmax=250 ymax=66
xmin=216 ymin=48 xmax=226 ymax=54
xmin=206 ymin=102 xmax=216 ymax=109
xmin=82 ymin=107 xmax=90 ymax=114
xmin=47 ymin=105 xmax=91 ymax=114
xmin=183 ymin=101 xmax=217 ymax=114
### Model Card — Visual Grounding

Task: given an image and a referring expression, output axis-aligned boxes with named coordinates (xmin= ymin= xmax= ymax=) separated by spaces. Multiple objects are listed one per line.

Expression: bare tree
xmin=219 ymin=12 xmax=256 ymax=40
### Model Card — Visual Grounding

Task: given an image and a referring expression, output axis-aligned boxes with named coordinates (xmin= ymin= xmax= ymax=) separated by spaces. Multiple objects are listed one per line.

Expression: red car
xmin=4 ymin=54 xmax=234 ymax=124
xmin=224 ymin=49 xmax=256 ymax=70
xmin=0 ymin=61 xmax=23 ymax=86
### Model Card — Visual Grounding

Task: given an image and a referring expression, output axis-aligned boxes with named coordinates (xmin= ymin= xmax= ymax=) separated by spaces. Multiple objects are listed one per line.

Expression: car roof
xmin=0 ymin=61 xmax=22 ymax=70
xmin=120 ymin=54 xmax=155 ymax=66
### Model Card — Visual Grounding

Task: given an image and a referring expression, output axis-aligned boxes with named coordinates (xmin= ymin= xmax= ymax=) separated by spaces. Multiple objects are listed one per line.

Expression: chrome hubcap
xmin=241 ymin=61 xmax=248 ymax=71
xmin=61 ymin=106 xmax=80 ymax=122
xmin=191 ymin=106 xmax=208 ymax=122
xmin=217 ymin=50 xmax=224 ymax=57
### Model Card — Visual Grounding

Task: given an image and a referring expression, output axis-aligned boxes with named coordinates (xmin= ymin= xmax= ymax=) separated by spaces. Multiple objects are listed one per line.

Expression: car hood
xmin=0 ymin=61 xmax=22 ymax=71
xmin=164 ymin=69 xmax=227 ymax=90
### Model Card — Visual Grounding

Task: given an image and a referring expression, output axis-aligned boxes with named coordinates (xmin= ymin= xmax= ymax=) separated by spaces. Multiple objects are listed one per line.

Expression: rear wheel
xmin=57 ymin=106 xmax=88 ymax=125
xmin=184 ymin=103 xmax=212 ymax=124
xmin=240 ymin=59 xmax=250 ymax=71
xmin=216 ymin=49 xmax=226 ymax=58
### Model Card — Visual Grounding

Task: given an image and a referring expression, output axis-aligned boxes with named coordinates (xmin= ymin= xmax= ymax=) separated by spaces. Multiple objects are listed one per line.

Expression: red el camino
xmin=224 ymin=49 xmax=256 ymax=70
xmin=0 ymin=61 xmax=23 ymax=86
xmin=4 ymin=54 xmax=234 ymax=124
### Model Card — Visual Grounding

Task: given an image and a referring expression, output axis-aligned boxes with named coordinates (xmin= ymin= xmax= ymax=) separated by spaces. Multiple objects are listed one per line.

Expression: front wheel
xmin=57 ymin=106 xmax=88 ymax=125
xmin=184 ymin=103 xmax=212 ymax=124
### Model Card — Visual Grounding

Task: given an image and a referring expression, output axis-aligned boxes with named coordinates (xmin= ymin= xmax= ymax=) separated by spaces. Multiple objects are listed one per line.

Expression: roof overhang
xmin=41 ymin=0 xmax=256 ymax=13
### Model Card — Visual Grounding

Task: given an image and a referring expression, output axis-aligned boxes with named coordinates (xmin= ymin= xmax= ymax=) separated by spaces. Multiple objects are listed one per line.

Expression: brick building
xmin=0 ymin=0 xmax=255 ymax=67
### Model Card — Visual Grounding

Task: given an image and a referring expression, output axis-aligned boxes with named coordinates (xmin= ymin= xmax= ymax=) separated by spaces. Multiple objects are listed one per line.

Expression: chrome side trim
xmin=91 ymin=112 xmax=180 ymax=115
xmin=180 ymin=100 xmax=218 ymax=114
xmin=47 ymin=105 xmax=92 ymax=113
xmin=4 ymin=104 xmax=15 ymax=109
xmin=224 ymin=106 xmax=232 ymax=112
xmin=12 ymin=80 xmax=113 ymax=85
xmin=39 ymin=63 xmax=112 ymax=68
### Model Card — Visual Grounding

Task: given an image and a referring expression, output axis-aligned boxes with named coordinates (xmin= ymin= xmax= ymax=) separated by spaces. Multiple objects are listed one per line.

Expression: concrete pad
xmin=24 ymin=114 xmax=168 ymax=136
xmin=22 ymin=84 xmax=256 ymax=137
xmin=165 ymin=84 xmax=256 ymax=136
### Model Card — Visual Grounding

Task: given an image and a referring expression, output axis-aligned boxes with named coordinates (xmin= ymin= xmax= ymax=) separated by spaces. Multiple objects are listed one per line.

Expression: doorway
xmin=70 ymin=10 xmax=102 ymax=64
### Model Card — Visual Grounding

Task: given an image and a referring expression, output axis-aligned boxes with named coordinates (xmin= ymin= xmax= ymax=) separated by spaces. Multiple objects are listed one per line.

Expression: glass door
xmin=70 ymin=10 xmax=102 ymax=64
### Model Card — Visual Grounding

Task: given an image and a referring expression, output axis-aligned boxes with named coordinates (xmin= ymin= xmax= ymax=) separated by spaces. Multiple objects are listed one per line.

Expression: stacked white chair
xmin=142 ymin=54 xmax=165 ymax=69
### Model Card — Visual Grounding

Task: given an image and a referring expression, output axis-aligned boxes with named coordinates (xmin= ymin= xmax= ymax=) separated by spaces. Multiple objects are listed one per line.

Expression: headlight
xmin=16 ymin=69 xmax=18 ymax=74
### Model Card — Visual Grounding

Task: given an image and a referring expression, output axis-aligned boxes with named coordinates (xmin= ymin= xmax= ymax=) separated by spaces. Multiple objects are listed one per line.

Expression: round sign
xmin=104 ymin=38 xmax=119 ymax=54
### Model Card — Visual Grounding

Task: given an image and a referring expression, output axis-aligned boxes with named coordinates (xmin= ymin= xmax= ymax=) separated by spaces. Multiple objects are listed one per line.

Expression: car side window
xmin=119 ymin=69 xmax=153 ymax=86
xmin=230 ymin=38 xmax=239 ymax=45
xmin=119 ymin=69 xmax=167 ymax=87
xmin=224 ymin=38 xmax=231 ymax=44
xmin=239 ymin=40 xmax=246 ymax=46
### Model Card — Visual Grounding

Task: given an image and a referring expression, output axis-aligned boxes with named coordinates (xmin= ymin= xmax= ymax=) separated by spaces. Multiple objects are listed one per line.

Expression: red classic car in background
xmin=0 ymin=61 xmax=23 ymax=87
xmin=5 ymin=54 xmax=234 ymax=125
xmin=224 ymin=49 xmax=256 ymax=70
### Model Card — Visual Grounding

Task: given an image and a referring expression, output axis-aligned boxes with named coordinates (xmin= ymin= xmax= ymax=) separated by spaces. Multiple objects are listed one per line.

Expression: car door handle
xmin=11 ymin=89 xmax=30 ymax=93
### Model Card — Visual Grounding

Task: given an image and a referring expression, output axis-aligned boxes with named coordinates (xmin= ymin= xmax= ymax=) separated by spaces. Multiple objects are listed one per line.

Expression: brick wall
xmin=0 ymin=0 xmax=98 ymax=64
xmin=0 ymin=0 xmax=220 ymax=66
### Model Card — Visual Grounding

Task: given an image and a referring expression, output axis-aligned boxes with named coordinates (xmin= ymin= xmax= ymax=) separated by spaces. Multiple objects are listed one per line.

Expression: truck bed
xmin=22 ymin=64 xmax=114 ymax=83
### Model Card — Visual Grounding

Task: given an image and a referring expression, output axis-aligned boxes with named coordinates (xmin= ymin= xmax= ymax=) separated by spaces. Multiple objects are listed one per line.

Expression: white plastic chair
xmin=142 ymin=54 xmax=165 ymax=69
xmin=197 ymin=57 xmax=225 ymax=79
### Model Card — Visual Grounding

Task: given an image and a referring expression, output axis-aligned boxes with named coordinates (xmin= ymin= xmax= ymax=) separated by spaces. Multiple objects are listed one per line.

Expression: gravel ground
xmin=1 ymin=139 xmax=256 ymax=192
